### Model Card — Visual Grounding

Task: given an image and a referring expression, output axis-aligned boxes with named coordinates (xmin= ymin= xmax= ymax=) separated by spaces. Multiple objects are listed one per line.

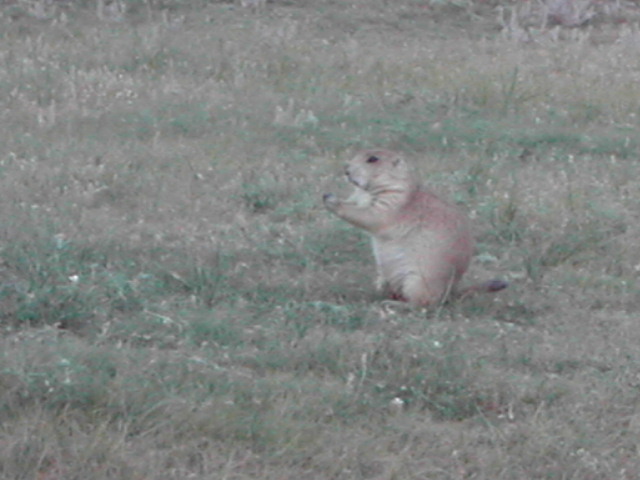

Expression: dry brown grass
xmin=1 ymin=0 xmax=640 ymax=478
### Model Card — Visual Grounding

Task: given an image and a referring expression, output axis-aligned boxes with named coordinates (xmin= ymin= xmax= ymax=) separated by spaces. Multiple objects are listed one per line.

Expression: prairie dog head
xmin=345 ymin=149 xmax=414 ymax=194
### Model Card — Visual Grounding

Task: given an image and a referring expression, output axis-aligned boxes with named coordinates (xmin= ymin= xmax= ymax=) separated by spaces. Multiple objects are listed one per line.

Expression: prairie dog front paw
xmin=323 ymin=193 xmax=339 ymax=210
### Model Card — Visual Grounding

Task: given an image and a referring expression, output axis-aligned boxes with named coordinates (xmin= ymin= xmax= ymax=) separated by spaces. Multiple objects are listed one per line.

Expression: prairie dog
xmin=323 ymin=149 xmax=506 ymax=306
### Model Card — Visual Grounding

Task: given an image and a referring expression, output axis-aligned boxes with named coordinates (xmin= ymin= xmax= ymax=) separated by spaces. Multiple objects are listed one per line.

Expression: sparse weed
xmin=156 ymin=252 xmax=232 ymax=308
xmin=239 ymin=179 xmax=281 ymax=214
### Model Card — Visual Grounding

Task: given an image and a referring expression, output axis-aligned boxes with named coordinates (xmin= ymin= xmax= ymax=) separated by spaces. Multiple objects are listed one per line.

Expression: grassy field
xmin=1 ymin=0 xmax=640 ymax=477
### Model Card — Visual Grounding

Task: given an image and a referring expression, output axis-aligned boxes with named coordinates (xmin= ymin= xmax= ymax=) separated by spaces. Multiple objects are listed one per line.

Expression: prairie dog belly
xmin=372 ymin=225 xmax=459 ymax=291
xmin=372 ymin=237 xmax=422 ymax=292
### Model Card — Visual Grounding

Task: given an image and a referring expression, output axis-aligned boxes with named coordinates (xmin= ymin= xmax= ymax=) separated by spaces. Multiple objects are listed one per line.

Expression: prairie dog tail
xmin=457 ymin=279 xmax=508 ymax=299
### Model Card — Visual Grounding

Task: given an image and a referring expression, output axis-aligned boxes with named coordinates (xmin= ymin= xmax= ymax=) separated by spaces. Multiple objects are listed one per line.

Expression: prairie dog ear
xmin=392 ymin=155 xmax=406 ymax=168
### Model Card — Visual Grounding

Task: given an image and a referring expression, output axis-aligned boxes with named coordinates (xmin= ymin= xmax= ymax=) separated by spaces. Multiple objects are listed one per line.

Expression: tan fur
xmin=324 ymin=149 xmax=503 ymax=307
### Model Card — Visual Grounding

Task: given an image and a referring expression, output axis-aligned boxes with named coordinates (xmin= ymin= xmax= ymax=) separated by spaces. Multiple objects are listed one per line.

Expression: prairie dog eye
xmin=366 ymin=155 xmax=379 ymax=164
